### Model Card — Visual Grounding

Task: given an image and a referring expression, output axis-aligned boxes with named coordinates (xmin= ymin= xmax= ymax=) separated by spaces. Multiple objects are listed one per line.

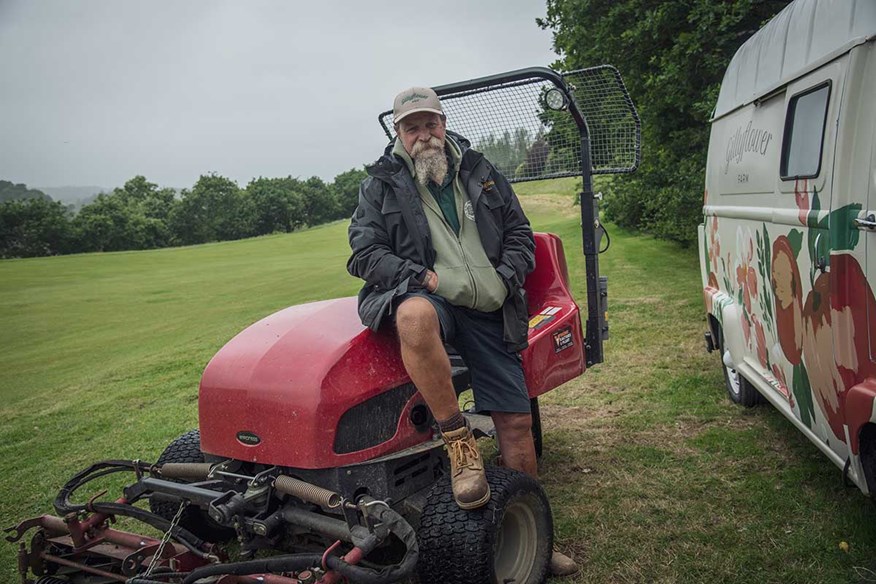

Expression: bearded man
xmin=347 ymin=87 xmax=578 ymax=577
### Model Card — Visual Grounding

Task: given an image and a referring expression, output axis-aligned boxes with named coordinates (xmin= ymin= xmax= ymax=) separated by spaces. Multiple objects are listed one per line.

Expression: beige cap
xmin=393 ymin=87 xmax=444 ymax=124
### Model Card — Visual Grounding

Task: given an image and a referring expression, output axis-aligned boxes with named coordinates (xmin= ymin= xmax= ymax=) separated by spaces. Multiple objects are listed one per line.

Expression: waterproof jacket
xmin=347 ymin=132 xmax=535 ymax=351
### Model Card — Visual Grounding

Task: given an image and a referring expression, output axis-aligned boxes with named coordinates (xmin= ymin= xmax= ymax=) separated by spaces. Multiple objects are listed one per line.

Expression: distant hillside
xmin=37 ymin=185 xmax=111 ymax=208
xmin=0 ymin=180 xmax=52 ymax=203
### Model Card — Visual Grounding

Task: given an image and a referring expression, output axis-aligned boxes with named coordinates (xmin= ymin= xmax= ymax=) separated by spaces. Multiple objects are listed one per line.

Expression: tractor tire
xmin=416 ymin=467 xmax=553 ymax=584
xmin=149 ymin=429 xmax=234 ymax=543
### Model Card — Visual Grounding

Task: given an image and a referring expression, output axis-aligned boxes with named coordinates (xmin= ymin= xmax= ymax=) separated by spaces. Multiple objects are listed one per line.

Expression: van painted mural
xmin=704 ymin=181 xmax=876 ymax=456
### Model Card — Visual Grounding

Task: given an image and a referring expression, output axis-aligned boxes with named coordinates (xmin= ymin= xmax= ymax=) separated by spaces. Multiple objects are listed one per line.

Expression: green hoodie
xmin=392 ymin=137 xmax=508 ymax=312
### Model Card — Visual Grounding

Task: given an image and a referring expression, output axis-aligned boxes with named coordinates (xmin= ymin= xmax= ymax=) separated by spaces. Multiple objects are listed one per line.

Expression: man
xmin=347 ymin=86 xmax=577 ymax=576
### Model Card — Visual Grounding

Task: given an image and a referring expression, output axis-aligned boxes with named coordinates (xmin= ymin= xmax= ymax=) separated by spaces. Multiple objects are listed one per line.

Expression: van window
xmin=780 ymin=83 xmax=831 ymax=179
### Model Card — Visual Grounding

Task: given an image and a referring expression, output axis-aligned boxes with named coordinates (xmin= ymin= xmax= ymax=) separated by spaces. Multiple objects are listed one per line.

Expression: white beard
xmin=411 ymin=137 xmax=448 ymax=186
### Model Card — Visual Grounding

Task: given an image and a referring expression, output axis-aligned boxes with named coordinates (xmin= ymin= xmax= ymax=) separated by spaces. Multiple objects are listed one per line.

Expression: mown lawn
xmin=1 ymin=178 xmax=875 ymax=582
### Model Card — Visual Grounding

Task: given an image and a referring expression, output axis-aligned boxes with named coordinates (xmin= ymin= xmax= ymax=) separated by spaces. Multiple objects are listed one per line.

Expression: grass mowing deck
xmin=2 ymin=178 xmax=875 ymax=582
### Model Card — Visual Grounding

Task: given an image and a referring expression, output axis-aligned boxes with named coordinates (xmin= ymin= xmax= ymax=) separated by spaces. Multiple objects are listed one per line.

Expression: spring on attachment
xmin=158 ymin=462 xmax=212 ymax=481
xmin=273 ymin=475 xmax=341 ymax=508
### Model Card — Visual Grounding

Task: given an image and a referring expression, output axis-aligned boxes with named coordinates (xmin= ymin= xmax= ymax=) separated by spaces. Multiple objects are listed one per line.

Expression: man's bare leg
xmin=395 ymin=296 xmax=458 ymax=419
xmin=492 ymin=410 xmax=579 ymax=577
xmin=491 ymin=412 xmax=538 ymax=477
xmin=395 ymin=296 xmax=489 ymax=509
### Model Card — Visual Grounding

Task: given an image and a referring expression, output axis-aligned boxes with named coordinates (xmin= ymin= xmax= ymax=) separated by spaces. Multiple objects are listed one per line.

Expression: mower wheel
xmin=149 ymin=429 xmax=235 ymax=542
xmin=416 ymin=467 xmax=552 ymax=584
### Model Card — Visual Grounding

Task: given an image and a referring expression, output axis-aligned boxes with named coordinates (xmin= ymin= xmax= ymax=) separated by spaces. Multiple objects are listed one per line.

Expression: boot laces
xmin=447 ymin=435 xmax=480 ymax=474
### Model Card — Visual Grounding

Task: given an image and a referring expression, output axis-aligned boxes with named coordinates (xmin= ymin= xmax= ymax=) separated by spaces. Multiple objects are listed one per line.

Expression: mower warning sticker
xmin=529 ymin=306 xmax=562 ymax=330
xmin=553 ymin=326 xmax=574 ymax=353
xmin=528 ymin=314 xmax=554 ymax=330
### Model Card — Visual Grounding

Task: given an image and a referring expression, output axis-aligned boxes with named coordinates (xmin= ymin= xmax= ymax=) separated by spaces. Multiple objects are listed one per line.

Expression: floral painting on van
xmin=704 ymin=179 xmax=876 ymax=457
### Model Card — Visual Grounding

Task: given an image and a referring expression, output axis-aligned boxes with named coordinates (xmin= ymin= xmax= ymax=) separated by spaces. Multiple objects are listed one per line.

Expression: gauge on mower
xmin=6 ymin=65 xmax=640 ymax=584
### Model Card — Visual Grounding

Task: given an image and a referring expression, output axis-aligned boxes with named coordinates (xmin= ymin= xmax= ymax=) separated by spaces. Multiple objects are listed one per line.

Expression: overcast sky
xmin=0 ymin=0 xmax=559 ymax=190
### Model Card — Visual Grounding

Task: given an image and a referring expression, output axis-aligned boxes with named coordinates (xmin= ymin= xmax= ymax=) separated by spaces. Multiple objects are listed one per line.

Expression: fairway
xmin=2 ymin=180 xmax=875 ymax=582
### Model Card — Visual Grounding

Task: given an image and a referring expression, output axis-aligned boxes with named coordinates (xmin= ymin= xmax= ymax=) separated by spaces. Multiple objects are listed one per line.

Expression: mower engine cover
xmin=198 ymin=297 xmax=432 ymax=468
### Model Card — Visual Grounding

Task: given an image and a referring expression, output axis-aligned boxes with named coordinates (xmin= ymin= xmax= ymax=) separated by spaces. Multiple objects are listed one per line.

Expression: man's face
xmin=396 ymin=112 xmax=446 ymax=157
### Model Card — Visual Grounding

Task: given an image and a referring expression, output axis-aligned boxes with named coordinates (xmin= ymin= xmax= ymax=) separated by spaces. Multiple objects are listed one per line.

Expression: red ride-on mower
xmin=6 ymin=67 xmax=639 ymax=584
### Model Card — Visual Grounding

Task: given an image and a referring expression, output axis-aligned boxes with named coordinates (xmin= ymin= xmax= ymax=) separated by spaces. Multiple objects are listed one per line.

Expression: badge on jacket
xmin=464 ymin=201 xmax=475 ymax=221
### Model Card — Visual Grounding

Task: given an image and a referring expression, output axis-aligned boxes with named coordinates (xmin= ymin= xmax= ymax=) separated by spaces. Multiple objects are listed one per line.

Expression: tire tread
xmin=416 ymin=467 xmax=552 ymax=584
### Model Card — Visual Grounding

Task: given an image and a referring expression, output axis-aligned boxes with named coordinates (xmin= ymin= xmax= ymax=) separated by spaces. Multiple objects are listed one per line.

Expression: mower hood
xmin=198 ymin=297 xmax=428 ymax=469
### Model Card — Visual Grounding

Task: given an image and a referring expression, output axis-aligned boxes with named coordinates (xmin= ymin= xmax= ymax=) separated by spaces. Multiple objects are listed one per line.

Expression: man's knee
xmin=396 ymin=297 xmax=441 ymax=348
xmin=492 ymin=412 xmax=533 ymax=437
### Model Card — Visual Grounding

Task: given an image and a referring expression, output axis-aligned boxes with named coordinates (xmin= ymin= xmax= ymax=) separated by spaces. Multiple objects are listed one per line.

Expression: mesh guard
xmin=378 ymin=65 xmax=641 ymax=182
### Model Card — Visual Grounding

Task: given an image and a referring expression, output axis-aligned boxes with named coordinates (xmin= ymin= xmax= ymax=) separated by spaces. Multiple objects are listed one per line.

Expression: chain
xmin=143 ymin=500 xmax=188 ymax=577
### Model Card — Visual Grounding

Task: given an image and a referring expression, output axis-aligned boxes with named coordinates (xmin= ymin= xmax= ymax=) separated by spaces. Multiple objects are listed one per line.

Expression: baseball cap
xmin=393 ymin=87 xmax=444 ymax=124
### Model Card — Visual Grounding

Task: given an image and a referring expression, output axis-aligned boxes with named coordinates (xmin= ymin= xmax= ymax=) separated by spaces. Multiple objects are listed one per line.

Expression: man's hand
xmin=423 ymin=270 xmax=439 ymax=292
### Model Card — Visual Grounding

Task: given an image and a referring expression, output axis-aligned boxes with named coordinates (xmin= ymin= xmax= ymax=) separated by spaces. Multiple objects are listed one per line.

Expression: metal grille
xmin=378 ymin=66 xmax=640 ymax=183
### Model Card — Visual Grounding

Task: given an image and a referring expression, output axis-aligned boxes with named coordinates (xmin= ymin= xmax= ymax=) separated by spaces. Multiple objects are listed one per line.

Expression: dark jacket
xmin=347 ymin=132 xmax=535 ymax=351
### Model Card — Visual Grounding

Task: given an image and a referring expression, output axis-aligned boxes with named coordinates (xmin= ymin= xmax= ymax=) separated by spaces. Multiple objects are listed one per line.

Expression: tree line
xmin=538 ymin=0 xmax=788 ymax=245
xmin=0 ymin=169 xmax=366 ymax=259
xmin=0 ymin=180 xmax=52 ymax=204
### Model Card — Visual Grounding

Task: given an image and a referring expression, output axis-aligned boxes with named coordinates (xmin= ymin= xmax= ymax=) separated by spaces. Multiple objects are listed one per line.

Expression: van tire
xmin=719 ymin=331 xmax=764 ymax=408
xmin=723 ymin=358 xmax=762 ymax=407
xmin=859 ymin=424 xmax=876 ymax=498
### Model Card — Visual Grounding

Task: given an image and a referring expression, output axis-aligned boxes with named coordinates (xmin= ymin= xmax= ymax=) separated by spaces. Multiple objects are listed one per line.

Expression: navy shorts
xmin=393 ymin=291 xmax=531 ymax=415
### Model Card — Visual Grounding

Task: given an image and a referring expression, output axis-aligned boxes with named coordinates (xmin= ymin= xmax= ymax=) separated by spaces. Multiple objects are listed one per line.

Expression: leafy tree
xmin=331 ymin=167 xmax=368 ymax=220
xmin=116 ymin=176 xmax=176 ymax=217
xmin=0 ymin=198 xmax=73 ymax=258
xmin=170 ymin=174 xmax=253 ymax=245
xmin=72 ymin=194 xmax=144 ymax=252
xmin=477 ymin=129 xmax=532 ymax=179
xmin=519 ymin=137 xmax=550 ymax=178
xmin=246 ymin=176 xmax=305 ymax=235
xmin=70 ymin=176 xmax=177 ymax=252
xmin=298 ymin=176 xmax=336 ymax=227
xmin=115 ymin=176 xmax=177 ymax=247
xmin=538 ymin=0 xmax=787 ymax=245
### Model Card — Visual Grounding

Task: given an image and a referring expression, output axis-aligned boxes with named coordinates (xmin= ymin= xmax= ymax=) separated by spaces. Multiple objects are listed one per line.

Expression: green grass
xmin=2 ymin=178 xmax=875 ymax=582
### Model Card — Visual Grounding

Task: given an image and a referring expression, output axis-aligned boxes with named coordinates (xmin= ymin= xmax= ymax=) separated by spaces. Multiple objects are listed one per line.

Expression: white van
xmin=699 ymin=0 xmax=876 ymax=496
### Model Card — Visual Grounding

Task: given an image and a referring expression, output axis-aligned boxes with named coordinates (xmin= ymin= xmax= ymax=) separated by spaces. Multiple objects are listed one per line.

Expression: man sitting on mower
xmin=348 ymin=86 xmax=577 ymax=577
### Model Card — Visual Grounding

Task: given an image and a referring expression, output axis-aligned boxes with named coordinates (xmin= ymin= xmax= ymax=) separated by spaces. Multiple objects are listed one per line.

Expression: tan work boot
xmin=442 ymin=425 xmax=490 ymax=509
xmin=549 ymin=549 xmax=579 ymax=578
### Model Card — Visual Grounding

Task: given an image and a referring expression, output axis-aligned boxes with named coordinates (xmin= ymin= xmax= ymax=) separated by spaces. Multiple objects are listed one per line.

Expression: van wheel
xmin=721 ymin=340 xmax=764 ymax=407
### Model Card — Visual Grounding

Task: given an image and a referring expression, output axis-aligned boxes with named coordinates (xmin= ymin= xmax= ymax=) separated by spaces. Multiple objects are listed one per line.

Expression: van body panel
xmin=715 ymin=0 xmax=876 ymax=119
xmin=701 ymin=0 xmax=876 ymax=496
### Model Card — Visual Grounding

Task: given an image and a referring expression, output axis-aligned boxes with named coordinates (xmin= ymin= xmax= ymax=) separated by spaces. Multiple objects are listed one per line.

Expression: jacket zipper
xmin=455 ymin=235 xmax=478 ymax=309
